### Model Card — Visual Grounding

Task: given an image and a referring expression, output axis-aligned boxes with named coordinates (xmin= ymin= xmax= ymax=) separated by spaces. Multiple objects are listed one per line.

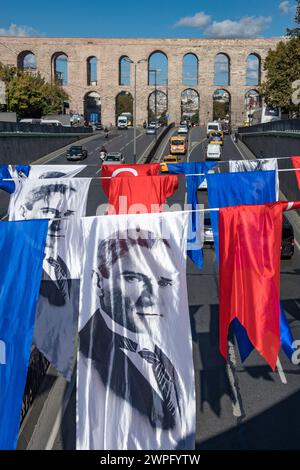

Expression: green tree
xmin=287 ymin=1 xmax=300 ymax=37
xmin=0 ymin=63 xmax=69 ymax=118
xmin=260 ymin=38 xmax=300 ymax=115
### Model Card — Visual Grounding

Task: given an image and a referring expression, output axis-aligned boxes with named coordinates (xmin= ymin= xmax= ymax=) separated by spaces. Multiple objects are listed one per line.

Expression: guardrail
xmin=238 ymin=118 xmax=300 ymax=134
xmin=0 ymin=121 xmax=93 ymax=134
xmin=145 ymin=123 xmax=175 ymax=163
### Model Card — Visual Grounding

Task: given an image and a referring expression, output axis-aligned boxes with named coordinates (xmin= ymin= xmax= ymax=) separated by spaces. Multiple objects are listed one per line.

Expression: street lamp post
xmin=124 ymin=58 xmax=146 ymax=164
xmin=149 ymin=69 xmax=158 ymax=140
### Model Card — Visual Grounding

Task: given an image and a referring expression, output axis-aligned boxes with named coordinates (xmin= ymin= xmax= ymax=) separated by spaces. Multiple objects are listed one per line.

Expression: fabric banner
xmin=219 ymin=203 xmax=283 ymax=370
xmin=229 ymin=159 xmax=279 ymax=200
xmin=13 ymin=164 xmax=86 ymax=179
xmin=0 ymin=219 xmax=48 ymax=449
xmin=8 ymin=177 xmax=91 ymax=380
xmin=166 ymin=162 xmax=217 ymax=269
xmin=108 ymin=175 xmax=178 ymax=214
xmin=101 ymin=163 xmax=161 ymax=197
xmin=77 ymin=211 xmax=195 ymax=450
xmin=291 ymin=156 xmax=300 ymax=189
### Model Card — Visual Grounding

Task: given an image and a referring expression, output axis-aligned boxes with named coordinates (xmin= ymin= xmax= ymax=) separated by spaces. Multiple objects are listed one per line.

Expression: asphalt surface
xmin=3 ymin=126 xmax=299 ymax=450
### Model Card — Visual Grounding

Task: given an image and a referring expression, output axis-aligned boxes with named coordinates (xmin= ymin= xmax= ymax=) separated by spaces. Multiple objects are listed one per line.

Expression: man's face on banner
xmin=100 ymin=241 xmax=178 ymax=334
xmin=21 ymin=185 xmax=76 ymax=248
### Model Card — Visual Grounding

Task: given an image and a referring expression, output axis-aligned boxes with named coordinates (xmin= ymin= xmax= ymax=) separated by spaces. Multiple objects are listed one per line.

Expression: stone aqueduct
xmin=0 ymin=37 xmax=280 ymax=126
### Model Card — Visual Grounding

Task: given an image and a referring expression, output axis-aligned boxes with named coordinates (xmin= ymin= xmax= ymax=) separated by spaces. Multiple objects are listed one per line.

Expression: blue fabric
xmin=0 ymin=220 xmax=48 ymax=449
xmin=206 ymin=171 xmax=295 ymax=363
xmin=167 ymin=162 xmax=217 ymax=269
xmin=0 ymin=165 xmax=15 ymax=194
xmin=15 ymin=165 xmax=31 ymax=177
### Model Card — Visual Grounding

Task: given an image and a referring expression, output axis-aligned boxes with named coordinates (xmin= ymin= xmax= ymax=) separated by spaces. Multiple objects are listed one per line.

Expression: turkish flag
xmin=291 ymin=157 xmax=300 ymax=189
xmin=101 ymin=164 xmax=161 ymax=197
xmin=108 ymin=175 xmax=178 ymax=214
xmin=219 ymin=203 xmax=283 ymax=370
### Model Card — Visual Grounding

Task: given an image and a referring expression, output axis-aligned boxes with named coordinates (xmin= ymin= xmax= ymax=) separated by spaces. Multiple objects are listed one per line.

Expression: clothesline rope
xmin=9 ymin=201 xmax=299 ymax=222
xmin=2 ymin=167 xmax=300 ymax=181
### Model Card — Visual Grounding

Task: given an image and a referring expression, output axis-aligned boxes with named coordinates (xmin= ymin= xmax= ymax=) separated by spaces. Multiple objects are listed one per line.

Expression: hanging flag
xmin=0 ymin=165 xmax=15 ymax=193
xmin=219 ymin=201 xmax=300 ymax=370
xmin=229 ymin=158 xmax=279 ymax=200
xmin=166 ymin=162 xmax=217 ymax=269
xmin=291 ymin=156 xmax=300 ymax=190
xmin=0 ymin=219 xmax=48 ymax=450
xmin=77 ymin=211 xmax=195 ymax=450
xmin=101 ymin=163 xmax=161 ymax=196
xmin=8 ymin=177 xmax=91 ymax=380
xmin=108 ymin=175 xmax=178 ymax=214
xmin=219 ymin=203 xmax=283 ymax=371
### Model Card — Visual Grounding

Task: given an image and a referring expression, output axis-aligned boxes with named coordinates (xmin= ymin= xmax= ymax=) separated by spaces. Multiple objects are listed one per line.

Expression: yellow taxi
xmin=170 ymin=135 xmax=187 ymax=155
xmin=160 ymin=155 xmax=181 ymax=173
xmin=208 ymin=130 xmax=224 ymax=146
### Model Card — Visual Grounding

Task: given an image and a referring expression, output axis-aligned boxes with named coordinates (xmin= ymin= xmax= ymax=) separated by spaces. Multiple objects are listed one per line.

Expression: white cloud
xmin=204 ymin=16 xmax=272 ymax=38
xmin=0 ymin=23 xmax=42 ymax=37
xmin=279 ymin=1 xmax=291 ymax=14
xmin=175 ymin=12 xmax=211 ymax=28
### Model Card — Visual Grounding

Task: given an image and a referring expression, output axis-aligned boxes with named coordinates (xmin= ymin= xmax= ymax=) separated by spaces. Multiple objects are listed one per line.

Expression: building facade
xmin=0 ymin=36 xmax=281 ymax=126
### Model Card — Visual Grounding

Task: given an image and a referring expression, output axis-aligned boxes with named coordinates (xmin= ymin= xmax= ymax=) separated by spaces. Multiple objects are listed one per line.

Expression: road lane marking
xmin=276 ymin=357 xmax=287 ymax=384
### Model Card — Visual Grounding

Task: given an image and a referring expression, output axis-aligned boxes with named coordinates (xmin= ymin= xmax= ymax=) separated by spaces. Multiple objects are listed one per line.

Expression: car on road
xmin=170 ymin=135 xmax=187 ymax=155
xmin=208 ymin=130 xmax=224 ymax=146
xmin=66 ymin=145 xmax=88 ymax=161
xmin=104 ymin=152 xmax=125 ymax=164
xmin=146 ymin=126 xmax=156 ymax=135
xmin=178 ymin=125 xmax=189 ymax=135
xmin=160 ymin=155 xmax=181 ymax=172
xmin=207 ymin=121 xmax=222 ymax=138
xmin=281 ymin=216 xmax=295 ymax=259
xmin=206 ymin=143 xmax=222 ymax=160
xmin=203 ymin=214 xmax=214 ymax=245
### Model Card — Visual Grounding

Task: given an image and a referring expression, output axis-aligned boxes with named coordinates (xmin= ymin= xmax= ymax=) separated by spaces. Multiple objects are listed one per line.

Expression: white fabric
xmin=77 ymin=211 xmax=195 ymax=450
xmin=229 ymin=159 xmax=279 ymax=200
xmin=14 ymin=164 xmax=86 ymax=179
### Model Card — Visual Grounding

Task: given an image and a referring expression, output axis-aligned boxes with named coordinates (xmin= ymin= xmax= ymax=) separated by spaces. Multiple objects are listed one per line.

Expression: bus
xmin=250 ymin=105 xmax=282 ymax=125
xmin=170 ymin=135 xmax=187 ymax=155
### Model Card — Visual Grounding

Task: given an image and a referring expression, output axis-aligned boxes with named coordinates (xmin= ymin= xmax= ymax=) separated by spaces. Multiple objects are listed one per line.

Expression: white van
xmin=41 ymin=119 xmax=63 ymax=127
xmin=206 ymin=143 xmax=221 ymax=160
xmin=117 ymin=115 xmax=128 ymax=129
xmin=207 ymin=121 xmax=221 ymax=137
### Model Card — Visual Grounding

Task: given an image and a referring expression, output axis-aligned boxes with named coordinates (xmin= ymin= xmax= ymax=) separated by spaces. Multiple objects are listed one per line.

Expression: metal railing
xmin=238 ymin=118 xmax=300 ymax=134
xmin=145 ymin=123 xmax=175 ymax=163
xmin=0 ymin=121 xmax=93 ymax=134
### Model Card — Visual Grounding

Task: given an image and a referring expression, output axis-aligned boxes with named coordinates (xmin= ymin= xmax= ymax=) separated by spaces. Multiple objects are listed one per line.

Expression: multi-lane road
xmin=6 ymin=126 xmax=299 ymax=450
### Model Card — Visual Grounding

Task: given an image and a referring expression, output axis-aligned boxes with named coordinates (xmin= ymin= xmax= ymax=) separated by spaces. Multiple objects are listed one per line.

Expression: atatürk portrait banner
xmin=77 ymin=211 xmax=196 ymax=450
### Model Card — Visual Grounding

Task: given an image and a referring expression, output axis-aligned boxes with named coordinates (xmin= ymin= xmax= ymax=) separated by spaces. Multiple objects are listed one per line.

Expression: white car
xmin=206 ymin=143 xmax=221 ymax=160
xmin=178 ymin=125 xmax=188 ymax=135
xmin=104 ymin=152 xmax=125 ymax=164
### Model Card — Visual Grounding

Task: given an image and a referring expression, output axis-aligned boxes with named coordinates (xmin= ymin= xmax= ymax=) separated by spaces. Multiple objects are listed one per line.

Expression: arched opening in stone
xmin=148 ymin=90 xmax=168 ymax=125
xmin=84 ymin=91 xmax=101 ymax=125
xmin=182 ymin=53 xmax=198 ymax=86
xmin=148 ymin=51 xmax=168 ymax=86
xmin=115 ymin=91 xmax=133 ymax=126
xmin=181 ymin=89 xmax=200 ymax=125
xmin=52 ymin=52 xmax=68 ymax=86
xmin=119 ymin=56 xmax=131 ymax=86
xmin=87 ymin=56 xmax=97 ymax=86
xmin=214 ymin=53 xmax=230 ymax=86
xmin=17 ymin=51 xmax=37 ymax=71
xmin=246 ymin=54 xmax=261 ymax=86
xmin=245 ymin=89 xmax=262 ymax=124
xmin=213 ymin=89 xmax=231 ymax=123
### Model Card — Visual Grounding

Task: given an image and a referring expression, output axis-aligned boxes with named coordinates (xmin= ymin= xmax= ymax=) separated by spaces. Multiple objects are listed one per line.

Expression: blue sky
xmin=0 ymin=0 xmax=298 ymax=38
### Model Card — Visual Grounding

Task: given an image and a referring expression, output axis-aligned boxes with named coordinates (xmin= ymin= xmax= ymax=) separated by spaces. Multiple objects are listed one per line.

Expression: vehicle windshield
xmin=69 ymin=147 xmax=82 ymax=152
xmin=209 ymin=125 xmax=219 ymax=131
xmin=265 ymin=106 xmax=279 ymax=117
xmin=164 ymin=157 xmax=177 ymax=162
xmin=171 ymin=140 xmax=184 ymax=146
xmin=106 ymin=156 xmax=121 ymax=161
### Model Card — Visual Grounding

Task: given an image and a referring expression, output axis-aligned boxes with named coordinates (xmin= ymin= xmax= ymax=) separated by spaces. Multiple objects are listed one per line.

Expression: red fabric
xmin=291 ymin=157 xmax=300 ymax=190
xmin=101 ymin=164 xmax=161 ymax=197
xmin=219 ymin=203 xmax=284 ymax=371
xmin=107 ymin=175 xmax=178 ymax=215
